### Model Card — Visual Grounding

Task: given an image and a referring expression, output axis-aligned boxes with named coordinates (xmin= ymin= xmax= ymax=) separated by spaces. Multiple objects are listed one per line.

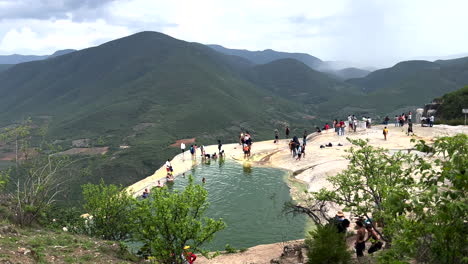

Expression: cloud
xmin=0 ymin=19 xmax=130 ymax=54
xmin=0 ymin=0 xmax=117 ymax=21
xmin=0 ymin=0 xmax=467 ymax=68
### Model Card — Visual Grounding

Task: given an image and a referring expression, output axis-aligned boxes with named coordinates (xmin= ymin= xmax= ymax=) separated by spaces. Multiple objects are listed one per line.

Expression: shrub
xmin=305 ymin=224 xmax=352 ymax=264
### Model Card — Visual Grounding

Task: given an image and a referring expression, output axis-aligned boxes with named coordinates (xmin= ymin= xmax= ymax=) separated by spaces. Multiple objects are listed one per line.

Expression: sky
xmin=0 ymin=0 xmax=467 ymax=68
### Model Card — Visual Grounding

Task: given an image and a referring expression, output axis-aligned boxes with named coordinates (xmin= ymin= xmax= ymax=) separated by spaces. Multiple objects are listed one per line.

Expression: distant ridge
xmin=0 ymin=49 xmax=76 ymax=64
xmin=208 ymin=44 xmax=323 ymax=69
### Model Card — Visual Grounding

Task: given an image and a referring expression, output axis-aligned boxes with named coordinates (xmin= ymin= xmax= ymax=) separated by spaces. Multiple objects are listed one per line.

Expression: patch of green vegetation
xmin=0 ymin=227 xmax=135 ymax=263
xmin=434 ymin=85 xmax=468 ymax=124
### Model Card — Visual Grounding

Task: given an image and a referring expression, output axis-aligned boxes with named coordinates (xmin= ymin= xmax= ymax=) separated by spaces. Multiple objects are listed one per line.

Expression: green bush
xmin=82 ymin=180 xmax=136 ymax=240
xmin=305 ymin=224 xmax=352 ymax=264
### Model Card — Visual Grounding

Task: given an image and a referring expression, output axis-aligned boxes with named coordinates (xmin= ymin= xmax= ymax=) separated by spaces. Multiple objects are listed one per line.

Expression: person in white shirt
xmin=429 ymin=115 xmax=434 ymax=127
xmin=181 ymin=143 xmax=186 ymax=156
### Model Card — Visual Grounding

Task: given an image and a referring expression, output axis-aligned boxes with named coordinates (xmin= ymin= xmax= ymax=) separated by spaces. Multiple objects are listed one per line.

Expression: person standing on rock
xmin=303 ymin=130 xmax=307 ymax=145
xmin=181 ymin=142 xmax=186 ymax=157
xmin=383 ymin=127 xmax=389 ymax=140
xmin=355 ymin=221 xmax=367 ymax=258
xmin=407 ymin=122 xmax=414 ymax=136
xmin=285 ymin=126 xmax=290 ymax=139
xmin=365 ymin=224 xmax=383 ymax=254
xmin=165 ymin=159 xmax=171 ymax=171
xmin=274 ymin=129 xmax=279 ymax=143
xmin=429 ymin=115 xmax=434 ymax=127
xmin=217 ymin=140 xmax=222 ymax=154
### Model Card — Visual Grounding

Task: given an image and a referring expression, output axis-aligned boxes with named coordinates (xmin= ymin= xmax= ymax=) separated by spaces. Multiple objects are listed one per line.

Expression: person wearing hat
xmin=183 ymin=246 xmax=197 ymax=264
xmin=335 ymin=211 xmax=345 ymax=221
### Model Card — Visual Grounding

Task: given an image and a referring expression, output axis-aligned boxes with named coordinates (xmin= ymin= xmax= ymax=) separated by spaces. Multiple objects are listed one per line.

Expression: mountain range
xmin=0 ymin=49 xmax=76 ymax=64
xmin=0 ymin=31 xmax=467 ymax=203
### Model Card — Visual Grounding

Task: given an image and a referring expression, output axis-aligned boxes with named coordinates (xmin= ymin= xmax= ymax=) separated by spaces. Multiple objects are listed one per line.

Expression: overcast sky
xmin=0 ymin=0 xmax=467 ymax=68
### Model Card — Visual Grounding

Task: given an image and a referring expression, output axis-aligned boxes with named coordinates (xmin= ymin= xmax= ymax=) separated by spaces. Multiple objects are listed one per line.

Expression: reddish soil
xmin=170 ymin=138 xmax=196 ymax=147
xmin=57 ymin=147 xmax=109 ymax=155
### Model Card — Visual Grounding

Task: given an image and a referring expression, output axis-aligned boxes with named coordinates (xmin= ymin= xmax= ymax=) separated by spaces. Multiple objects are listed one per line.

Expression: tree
xmin=82 ymin=180 xmax=136 ymax=240
xmin=8 ymin=155 xmax=72 ymax=226
xmin=132 ymin=176 xmax=225 ymax=263
xmin=306 ymin=138 xmax=417 ymax=242
xmin=305 ymin=224 xmax=352 ymax=264
xmin=1 ymin=120 xmax=73 ymax=226
xmin=380 ymin=134 xmax=468 ymax=264
xmin=0 ymin=118 xmax=32 ymax=172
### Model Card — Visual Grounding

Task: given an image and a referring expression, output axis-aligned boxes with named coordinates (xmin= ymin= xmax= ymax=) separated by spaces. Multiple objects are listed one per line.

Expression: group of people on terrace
xmin=334 ymin=211 xmax=383 ymax=258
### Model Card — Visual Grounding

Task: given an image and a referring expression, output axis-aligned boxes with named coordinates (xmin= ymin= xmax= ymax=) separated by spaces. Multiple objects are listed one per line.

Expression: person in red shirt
xmin=183 ymin=246 xmax=197 ymax=264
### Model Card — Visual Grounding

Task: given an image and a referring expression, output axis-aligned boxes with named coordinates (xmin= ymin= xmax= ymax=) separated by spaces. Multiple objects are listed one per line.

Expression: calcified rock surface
xmin=126 ymin=124 xmax=467 ymax=264
xmin=128 ymin=124 xmax=467 ymax=197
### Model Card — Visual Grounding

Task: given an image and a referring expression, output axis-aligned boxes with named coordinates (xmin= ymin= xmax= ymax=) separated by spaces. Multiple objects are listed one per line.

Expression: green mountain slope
xmin=433 ymin=86 xmax=468 ymax=124
xmin=337 ymin=58 xmax=468 ymax=116
xmin=0 ymin=32 xmax=315 ymax=203
xmin=245 ymin=58 xmax=359 ymax=106
xmin=334 ymin=67 xmax=370 ymax=80
xmin=0 ymin=49 xmax=75 ymax=64
xmin=208 ymin=44 xmax=323 ymax=69
xmin=0 ymin=64 xmax=13 ymax=72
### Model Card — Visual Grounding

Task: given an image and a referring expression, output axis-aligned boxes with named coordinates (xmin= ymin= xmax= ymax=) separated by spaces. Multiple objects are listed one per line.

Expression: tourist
xmin=156 ymin=180 xmax=164 ymax=188
xmin=384 ymin=116 xmax=390 ymax=125
xmin=183 ymin=246 xmax=197 ymax=264
xmin=301 ymin=144 xmax=306 ymax=158
xmin=355 ymin=221 xmax=367 ymax=258
xmin=336 ymin=122 xmax=341 ymax=136
xmin=353 ymin=118 xmax=357 ymax=132
xmin=366 ymin=224 xmax=383 ymax=254
xmin=289 ymin=140 xmax=294 ymax=155
xmin=339 ymin=120 xmax=346 ymax=136
xmin=142 ymin=188 xmax=149 ymax=199
xmin=217 ymin=140 xmax=222 ymax=154
xmin=333 ymin=119 xmax=338 ymax=133
xmin=408 ymin=111 xmax=412 ymax=122
xmin=303 ymin=130 xmax=307 ymax=145
xmin=190 ymin=145 xmax=195 ymax=157
xmin=394 ymin=115 xmax=399 ymax=127
xmin=181 ymin=142 xmax=186 ymax=157
xmin=243 ymin=144 xmax=249 ymax=159
xmin=348 ymin=115 xmax=353 ymax=131
xmin=166 ymin=173 xmax=174 ymax=182
xmin=383 ymin=127 xmax=389 ymax=140
xmin=337 ymin=219 xmax=350 ymax=234
xmin=212 ymin=152 xmax=218 ymax=159
xmin=202 ymin=177 xmax=206 ymax=184
xmin=239 ymin=132 xmax=244 ymax=145
xmin=429 ymin=115 xmax=434 ymax=127
xmin=296 ymin=145 xmax=302 ymax=160
xmin=165 ymin=159 xmax=171 ymax=172
xmin=274 ymin=129 xmax=279 ymax=143
xmin=285 ymin=126 xmax=290 ymax=139
xmin=324 ymin=123 xmax=330 ymax=132
xmin=407 ymin=122 xmax=414 ymax=136
xmin=335 ymin=211 xmax=345 ymax=222
xmin=200 ymin=145 xmax=205 ymax=157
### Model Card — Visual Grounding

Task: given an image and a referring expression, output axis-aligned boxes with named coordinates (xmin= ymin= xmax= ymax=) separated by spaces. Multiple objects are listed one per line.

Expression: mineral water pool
xmin=168 ymin=159 xmax=308 ymax=250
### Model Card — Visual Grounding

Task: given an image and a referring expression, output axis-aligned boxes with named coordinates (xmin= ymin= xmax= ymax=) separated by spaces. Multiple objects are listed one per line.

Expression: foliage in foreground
xmin=82 ymin=180 xmax=135 ymax=240
xmin=82 ymin=176 xmax=225 ymax=263
xmin=291 ymin=134 xmax=467 ymax=264
xmin=305 ymin=224 xmax=352 ymax=264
